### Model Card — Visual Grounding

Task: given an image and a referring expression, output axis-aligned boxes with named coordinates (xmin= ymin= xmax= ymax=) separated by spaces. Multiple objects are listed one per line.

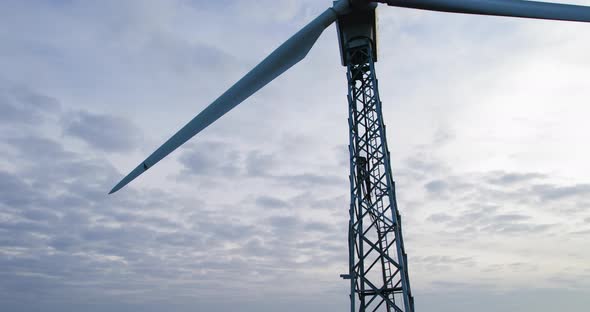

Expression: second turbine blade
xmin=110 ymin=1 xmax=351 ymax=194
xmin=379 ymin=0 xmax=590 ymax=23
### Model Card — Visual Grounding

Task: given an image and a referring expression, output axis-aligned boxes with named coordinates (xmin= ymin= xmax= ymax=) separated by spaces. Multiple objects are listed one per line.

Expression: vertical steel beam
xmin=346 ymin=38 xmax=414 ymax=312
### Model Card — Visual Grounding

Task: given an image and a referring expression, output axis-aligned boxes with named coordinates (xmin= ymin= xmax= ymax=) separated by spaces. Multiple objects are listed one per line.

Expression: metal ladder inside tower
xmin=356 ymin=155 xmax=399 ymax=309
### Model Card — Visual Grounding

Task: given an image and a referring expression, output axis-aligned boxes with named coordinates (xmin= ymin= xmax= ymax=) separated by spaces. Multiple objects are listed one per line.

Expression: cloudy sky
xmin=1 ymin=0 xmax=590 ymax=311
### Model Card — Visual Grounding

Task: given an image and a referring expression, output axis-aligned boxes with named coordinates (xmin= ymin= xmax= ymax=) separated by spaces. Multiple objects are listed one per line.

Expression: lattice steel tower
xmin=338 ymin=4 xmax=414 ymax=312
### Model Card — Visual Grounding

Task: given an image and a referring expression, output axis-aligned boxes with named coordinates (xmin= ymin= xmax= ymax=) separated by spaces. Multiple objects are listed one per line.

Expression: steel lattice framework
xmin=345 ymin=39 xmax=414 ymax=312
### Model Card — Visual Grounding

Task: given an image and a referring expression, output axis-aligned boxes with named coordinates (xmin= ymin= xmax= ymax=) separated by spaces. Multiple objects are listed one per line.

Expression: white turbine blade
xmin=378 ymin=0 xmax=590 ymax=22
xmin=109 ymin=1 xmax=351 ymax=194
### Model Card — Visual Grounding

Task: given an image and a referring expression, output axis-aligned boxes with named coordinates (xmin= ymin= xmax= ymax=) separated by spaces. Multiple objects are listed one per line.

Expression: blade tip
xmin=109 ymin=180 xmax=127 ymax=195
xmin=109 ymin=162 xmax=149 ymax=195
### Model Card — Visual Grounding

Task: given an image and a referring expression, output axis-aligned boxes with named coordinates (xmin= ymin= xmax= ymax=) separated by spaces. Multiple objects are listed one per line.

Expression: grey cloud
xmin=140 ymin=215 xmax=181 ymax=230
xmin=418 ymin=177 xmax=552 ymax=236
xmin=425 ymin=179 xmax=448 ymax=194
xmin=131 ymin=30 xmax=242 ymax=86
xmin=190 ymin=213 xmax=262 ymax=243
xmin=290 ymin=193 xmax=348 ymax=216
xmin=179 ymin=141 xmax=241 ymax=176
xmin=179 ymin=142 xmax=347 ymax=191
xmin=5 ymin=135 xmax=75 ymax=162
xmin=0 ymin=155 xmax=290 ymax=304
xmin=432 ymin=127 xmax=454 ymax=146
xmin=413 ymin=167 xmax=589 ymax=236
xmin=21 ymin=208 xmax=60 ymax=223
xmin=81 ymin=225 xmax=148 ymax=242
xmin=551 ymin=273 xmax=590 ymax=289
xmin=2 ymin=135 xmax=119 ymax=200
xmin=507 ymin=262 xmax=539 ymax=273
xmin=411 ymin=255 xmax=477 ymax=275
xmin=0 ymin=170 xmax=35 ymax=207
xmin=241 ymin=237 xmax=271 ymax=256
xmin=413 ymin=255 xmax=475 ymax=267
xmin=482 ymin=263 xmax=504 ymax=273
xmin=252 ymin=215 xmax=346 ymax=269
xmin=202 ymin=223 xmax=260 ymax=242
xmin=570 ymin=229 xmax=590 ymax=235
xmin=531 ymin=183 xmax=590 ymax=201
xmin=405 ymin=155 xmax=441 ymax=172
xmin=0 ymin=84 xmax=60 ymax=125
xmin=63 ymin=110 xmax=142 ymax=152
xmin=480 ymin=222 xmax=552 ymax=235
xmin=255 ymin=195 xmax=289 ymax=209
xmin=442 ymin=209 xmax=549 ymax=236
xmin=487 ymin=171 xmax=545 ymax=185
xmin=49 ymin=236 xmax=82 ymax=251
xmin=268 ymin=215 xmax=298 ymax=230
xmin=154 ymin=231 xmax=203 ymax=248
xmin=275 ymin=173 xmax=346 ymax=188
xmin=303 ymin=221 xmax=336 ymax=233
xmin=0 ymin=220 xmax=50 ymax=235
xmin=492 ymin=214 xmax=530 ymax=223
xmin=265 ymin=215 xmax=341 ymax=244
xmin=427 ymin=213 xmax=453 ymax=223
xmin=295 ymin=239 xmax=343 ymax=253
xmin=400 ymin=154 xmax=445 ymax=181
xmin=0 ymin=89 xmax=267 ymax=306
xmin=245 ymin=151 xmax=276 ymax=177
xmin=307 ymin=195 xmax=348 ymax=211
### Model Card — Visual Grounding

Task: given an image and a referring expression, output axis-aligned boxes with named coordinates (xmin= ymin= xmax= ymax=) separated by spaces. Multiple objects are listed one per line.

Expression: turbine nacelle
xmin=336 ymin=0 xmax=378 ymax=66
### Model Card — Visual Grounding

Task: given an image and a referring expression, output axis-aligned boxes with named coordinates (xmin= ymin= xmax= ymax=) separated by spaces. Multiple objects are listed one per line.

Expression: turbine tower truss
xmin=344 ymin=37 xmax=414 ymax=312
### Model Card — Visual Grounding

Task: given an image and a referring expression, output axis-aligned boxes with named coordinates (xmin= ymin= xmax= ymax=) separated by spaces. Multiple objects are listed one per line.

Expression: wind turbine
xmin=109 ymin=1 xmax=590 ymax=311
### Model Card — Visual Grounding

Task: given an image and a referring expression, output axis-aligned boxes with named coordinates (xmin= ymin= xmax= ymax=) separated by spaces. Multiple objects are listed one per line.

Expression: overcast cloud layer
xmin=1 ymin=1 xmax=590 ymax=311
